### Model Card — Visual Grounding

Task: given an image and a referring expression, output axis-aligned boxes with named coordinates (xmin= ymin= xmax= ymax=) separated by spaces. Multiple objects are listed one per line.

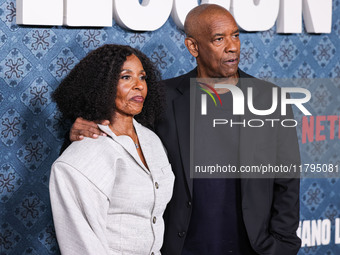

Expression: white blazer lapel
xmin=132 ymin=119 xmax=157 ymax=172
xmin=97 ymin=123 xmax=150 ymax=174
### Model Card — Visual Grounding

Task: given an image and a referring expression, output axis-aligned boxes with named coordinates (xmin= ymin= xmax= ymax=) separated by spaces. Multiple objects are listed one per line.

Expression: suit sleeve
xmin=49 ymin=161 xmax=111 ymax=255
xmin=270 ymin=102 xmax=301 ymax=255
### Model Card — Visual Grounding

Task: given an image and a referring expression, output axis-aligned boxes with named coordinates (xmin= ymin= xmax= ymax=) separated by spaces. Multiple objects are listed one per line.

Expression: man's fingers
xmin=70 ymin=117 xmax=108 ymax=142
xmin=70 ymin=132 xmax=83 ymax=142
xmin=88 ymin=126 xmax=102 ymax=136
xmin=72 ymin=123 xmax=101 ymax=135
xmin=70 ymin=130 xmax=99 ymax=142
xmin=73 ymin=119 xmax=98 ymax=130
xmin=100 ymin=120 xmax=110 ymax=126
xmin=80 ymin=130 xmax=99 ymax=139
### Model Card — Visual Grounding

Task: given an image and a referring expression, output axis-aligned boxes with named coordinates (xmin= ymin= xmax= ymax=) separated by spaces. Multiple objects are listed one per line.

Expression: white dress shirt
xmin=50 ymin=120 xmax=174 ymax=255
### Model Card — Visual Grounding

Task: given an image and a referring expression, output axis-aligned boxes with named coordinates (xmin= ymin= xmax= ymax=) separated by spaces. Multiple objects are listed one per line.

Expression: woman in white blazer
xmin=50 ymin=44 xmax=174 ymax=255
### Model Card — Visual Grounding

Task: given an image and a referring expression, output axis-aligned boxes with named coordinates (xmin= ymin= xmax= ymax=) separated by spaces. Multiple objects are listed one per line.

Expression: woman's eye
xmin=215 ymin=37 xmax=223 ymax=42
xmin=121 ymin=75 xmax=130 ymax=80
xmin=140 ymin=75 xmax=147 ymax=80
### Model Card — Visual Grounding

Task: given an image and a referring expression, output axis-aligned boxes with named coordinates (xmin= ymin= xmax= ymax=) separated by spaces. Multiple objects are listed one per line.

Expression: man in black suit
xmin=66 ymin=4 xmax=301 ymax=255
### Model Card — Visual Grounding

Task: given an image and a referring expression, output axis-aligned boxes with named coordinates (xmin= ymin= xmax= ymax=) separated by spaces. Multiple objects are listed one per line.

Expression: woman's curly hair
xmin=52 ymin=44 xmax=164 ymax=129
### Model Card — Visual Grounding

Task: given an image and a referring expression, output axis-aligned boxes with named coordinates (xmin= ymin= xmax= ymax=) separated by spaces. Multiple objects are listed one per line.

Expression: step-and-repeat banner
xmin=0 ymin=0 xmax=340 ymax=254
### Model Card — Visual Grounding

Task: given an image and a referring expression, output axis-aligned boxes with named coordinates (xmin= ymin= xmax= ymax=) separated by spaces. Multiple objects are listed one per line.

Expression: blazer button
xmin=155 ymin=182 xmax=159 ymax=189
xmin=153 ymin=216 xmax=157 ymax=224
xmin=187 ymin=201 xmax=192 ymax=208
xmin=178 ymin=231 xmax=186 ymax=238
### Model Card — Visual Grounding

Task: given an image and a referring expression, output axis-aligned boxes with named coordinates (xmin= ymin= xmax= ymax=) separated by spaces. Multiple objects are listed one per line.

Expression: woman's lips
xmin=131 ymin=96 xmax=144 ymax=103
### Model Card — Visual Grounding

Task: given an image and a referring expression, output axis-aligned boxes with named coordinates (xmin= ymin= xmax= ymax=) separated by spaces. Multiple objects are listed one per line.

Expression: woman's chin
xmin=115 ymin=108 xmax=143 ymax=118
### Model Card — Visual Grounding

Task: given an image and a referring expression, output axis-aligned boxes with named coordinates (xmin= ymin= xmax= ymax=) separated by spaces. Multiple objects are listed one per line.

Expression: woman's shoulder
xmin=52 ymin=136 xmax=118 ymax=194
xmin=54 ymin=136 xmax=119 ymax=174
xmin=58 ymin=136 xmax=113 ymax=161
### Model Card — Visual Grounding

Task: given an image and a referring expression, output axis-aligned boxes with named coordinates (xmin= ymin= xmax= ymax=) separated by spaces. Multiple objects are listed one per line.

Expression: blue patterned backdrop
xmin=0 ymin=0 xmax=340 ymax=254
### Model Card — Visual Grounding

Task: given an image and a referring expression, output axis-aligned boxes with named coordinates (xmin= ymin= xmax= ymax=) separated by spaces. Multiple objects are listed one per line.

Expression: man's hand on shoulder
xmin=70 ymin=117 xmax=110 ymax=142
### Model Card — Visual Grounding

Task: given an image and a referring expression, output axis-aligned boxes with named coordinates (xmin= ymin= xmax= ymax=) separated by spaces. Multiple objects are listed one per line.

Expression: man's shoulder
xmin=239 ymin=69 xmax=279 ymax=89
xmin=163 ymin=73 xmax=186 ymax=84
xmin=162 ymin=69 xmax=196 ymax=87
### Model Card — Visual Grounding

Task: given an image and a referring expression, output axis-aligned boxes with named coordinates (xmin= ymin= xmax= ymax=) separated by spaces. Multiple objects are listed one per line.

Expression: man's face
xmin=195 ymin=12 xmax=240 ymax=79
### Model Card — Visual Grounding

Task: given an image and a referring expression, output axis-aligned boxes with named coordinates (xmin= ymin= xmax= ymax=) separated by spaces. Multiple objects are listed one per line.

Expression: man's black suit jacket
xmin=155 ymin=68 xmax=301 ymax=255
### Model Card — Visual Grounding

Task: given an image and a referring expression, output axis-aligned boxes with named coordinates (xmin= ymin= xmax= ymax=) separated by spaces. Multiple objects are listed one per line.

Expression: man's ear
xmin=185 ymin=37 xmax=199 ymax=58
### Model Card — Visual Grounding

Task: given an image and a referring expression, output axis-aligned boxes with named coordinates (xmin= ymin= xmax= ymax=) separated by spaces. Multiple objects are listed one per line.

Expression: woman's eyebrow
xmin=120 ymin=69 xmax=146 ymax=73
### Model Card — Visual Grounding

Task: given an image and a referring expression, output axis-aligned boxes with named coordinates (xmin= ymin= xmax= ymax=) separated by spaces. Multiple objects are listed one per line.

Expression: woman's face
xmin=115 ymin=54 xmax=147 ymax=117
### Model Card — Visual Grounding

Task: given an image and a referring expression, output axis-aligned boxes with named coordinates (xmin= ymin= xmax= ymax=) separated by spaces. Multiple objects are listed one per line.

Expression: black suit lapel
xmin=238 ymin=70 xmax=259 ymax=196
xmin=174 ymin=91 xmax=192 ymax=196
xmin=173 ymin=69 xmax=196 ymax=197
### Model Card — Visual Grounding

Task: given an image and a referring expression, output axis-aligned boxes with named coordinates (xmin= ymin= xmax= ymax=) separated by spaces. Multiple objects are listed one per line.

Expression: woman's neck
xmin=109 ymin=113 xmax=135 ymax=137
